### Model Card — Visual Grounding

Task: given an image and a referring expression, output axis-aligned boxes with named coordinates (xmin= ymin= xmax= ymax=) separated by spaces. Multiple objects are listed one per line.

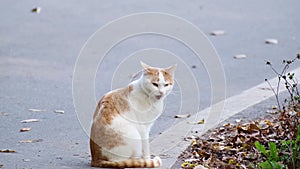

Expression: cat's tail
xmin=91 ymin=156 xmax=162 ymax=168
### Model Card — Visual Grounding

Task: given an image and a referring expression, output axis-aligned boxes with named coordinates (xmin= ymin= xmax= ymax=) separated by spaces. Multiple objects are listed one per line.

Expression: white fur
xmin=105 ymin=69 xmax=174 ymax=161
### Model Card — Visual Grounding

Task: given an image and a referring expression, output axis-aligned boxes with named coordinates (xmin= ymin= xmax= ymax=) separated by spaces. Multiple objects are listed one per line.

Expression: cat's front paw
xmin=153 ymin=156 xmax=162 ymax=168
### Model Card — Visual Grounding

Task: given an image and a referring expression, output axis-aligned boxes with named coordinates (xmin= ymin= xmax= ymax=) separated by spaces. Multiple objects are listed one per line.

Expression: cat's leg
xmin=142 ymin=138 xmax=151 ymax=159
xmin=139 ymin=125 xmax=151 ymax=159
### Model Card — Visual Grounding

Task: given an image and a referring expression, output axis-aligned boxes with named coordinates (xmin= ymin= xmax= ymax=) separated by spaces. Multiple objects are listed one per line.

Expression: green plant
xmin=255 ymin=125 xmax=300 ymax=169
xmin=254 ymin=141 xmax=285 ymax=169
xmin=279 ymin=124 xmax=300 ymax=169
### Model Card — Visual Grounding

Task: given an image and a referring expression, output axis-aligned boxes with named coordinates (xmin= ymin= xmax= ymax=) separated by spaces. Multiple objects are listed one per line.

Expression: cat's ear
xmin=165 ymin=64 xmax=177 ymax=76
xmin=140 ymin=61 xmax=154 ymax=73
xmin=140 ymin=61 xmax=151 ymax=70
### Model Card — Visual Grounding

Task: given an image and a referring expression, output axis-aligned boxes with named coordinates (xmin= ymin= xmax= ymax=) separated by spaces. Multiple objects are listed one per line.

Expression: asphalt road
xmin=0 ymin=0 xmax=299 ymax=168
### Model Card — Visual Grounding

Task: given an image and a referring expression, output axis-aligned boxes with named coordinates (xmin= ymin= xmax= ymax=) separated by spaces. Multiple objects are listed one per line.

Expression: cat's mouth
xmin=155 ymin=95 xmax=163 ymax=100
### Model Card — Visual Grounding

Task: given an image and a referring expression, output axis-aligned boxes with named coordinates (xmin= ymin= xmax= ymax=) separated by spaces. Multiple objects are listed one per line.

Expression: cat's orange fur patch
xmin=95 ymin=85 xmax=133 ymax=125
xmin=162 ymin=70 xmax=174 ymax=84
xmin=144 ymin=68 xmax=159 ymax=83
xmin=145 ymin=68 xmax=174 ymax=84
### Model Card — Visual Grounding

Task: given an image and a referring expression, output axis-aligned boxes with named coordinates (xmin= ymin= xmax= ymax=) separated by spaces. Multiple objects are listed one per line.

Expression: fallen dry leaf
xmin=197 ymin=118 xmax=205 ymax=124
xmin=190 ymin=118 xmax=205 ymax=124
xmin=19 ymin=139 xmax=43 ymax=143
xmin=191 ymin=139 xmax=197 ymax=146
xmin=179 ymin=106 xmax=300 ymax=169
xmin=271 ymin=105 xmax=277 ymax=110
xmin=54 ymin=110 xmax=64 ymax=114
xmin=264 ymin=119 xmax=274 ymax=126
xmin=20 ymin=119 xmax=40 ymax=123
xmin=0 ymin=149 xmax=16 ymax=153
xmin=265 ymin=38 xmax=278 ymax=45
xmin=20 ymin=128 xmax=31 ymax=132
xmin=174 ymin=114 xmax=191 ymax=118
xmin=223 ymin=123 xmax=231 ymax=127
xmin=266 ymin=109 xmax=277 ymax=114
xmin=31 ymin=7 xmax=41 ymax=13
xmin=235 ymin=119 xmax=242 ymax=123
xmin=210 ymin=30 xmax=226 ymax=36
xmin=233 ymin=54 xmax=247 ymax=59
xmin=23 ymin=159 xmax=31 ymax=162
xmin=28 ymin=108 xmax=46 ymax=112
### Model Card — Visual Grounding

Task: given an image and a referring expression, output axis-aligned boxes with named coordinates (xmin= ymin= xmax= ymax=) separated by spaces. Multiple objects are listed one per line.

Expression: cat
xmin=90 ymin=62 xmax=176 ymax=168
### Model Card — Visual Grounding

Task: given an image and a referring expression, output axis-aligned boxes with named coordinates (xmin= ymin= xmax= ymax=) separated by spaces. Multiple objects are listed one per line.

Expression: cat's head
xmin=140 ymin=62 xmax=176 ymax=101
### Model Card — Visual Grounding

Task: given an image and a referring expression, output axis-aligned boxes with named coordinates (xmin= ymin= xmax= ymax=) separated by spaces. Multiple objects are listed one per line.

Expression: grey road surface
xmin=0 ymin=0 xmax=299 ymax=168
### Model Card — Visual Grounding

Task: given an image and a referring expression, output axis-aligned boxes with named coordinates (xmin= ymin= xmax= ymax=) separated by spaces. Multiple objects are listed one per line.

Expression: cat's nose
xmin=159 ymin=91 xmax=163 ymax=95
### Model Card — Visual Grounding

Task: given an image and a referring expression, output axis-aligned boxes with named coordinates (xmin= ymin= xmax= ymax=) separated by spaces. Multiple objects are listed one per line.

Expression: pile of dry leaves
xmin=179 ymin=108 xmax=300 ymax=169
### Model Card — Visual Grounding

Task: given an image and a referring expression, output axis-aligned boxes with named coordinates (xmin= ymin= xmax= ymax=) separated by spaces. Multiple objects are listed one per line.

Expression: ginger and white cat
xmin=90 ymin=62 xmax=176 ymax=168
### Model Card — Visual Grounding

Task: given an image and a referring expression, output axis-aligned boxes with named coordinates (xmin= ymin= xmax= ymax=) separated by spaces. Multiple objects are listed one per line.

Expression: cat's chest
xmin=129 ymin=96 xmax=163 ymax=113
xmin=125 ymin=96 xmax=163 ymax=123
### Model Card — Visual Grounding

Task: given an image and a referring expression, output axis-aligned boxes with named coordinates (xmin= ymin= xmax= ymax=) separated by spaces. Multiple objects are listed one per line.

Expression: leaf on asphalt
xmin=0 ymin=149 xmax=16 ymax=153
xmin=265 ymin=38 xmax=278 ymax=45
xmin=233 ymin=54 xmax=247 ymax=59
xmin=23 ymin=159 xmax=31 ymax=162
xmin=19 ymin=139 xmax=43 ymax=143
xmin=28 ymin=108 xmax=46 ymax=112
xmin=20 ymin=119 xmax=40 ymax=123
xmin=271 ymin=105 xmax=277 ymax=110
xmin=20 ymin=128 xmax=31 ymax=132
xmin=210 ymin=30 xmax=226 ymax=36
xmin=197 ymin=119 xmax=205 ymax=124
xmin=190 ymin=118 xmax=205 ymax=124
xmin=54 ymin=110 xmax=64 ymax=114
xmin=174 ymin=114 xmax=191 ymax=118
xmin=31 ymin=7 xmax=41 ymax=13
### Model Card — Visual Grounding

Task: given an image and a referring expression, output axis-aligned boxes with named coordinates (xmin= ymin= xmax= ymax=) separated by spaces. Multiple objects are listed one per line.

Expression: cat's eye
xmin=152 ymin=83 xmax=159 ymax=87
xmin=164 ymin=83 xmax=170 ymax=87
